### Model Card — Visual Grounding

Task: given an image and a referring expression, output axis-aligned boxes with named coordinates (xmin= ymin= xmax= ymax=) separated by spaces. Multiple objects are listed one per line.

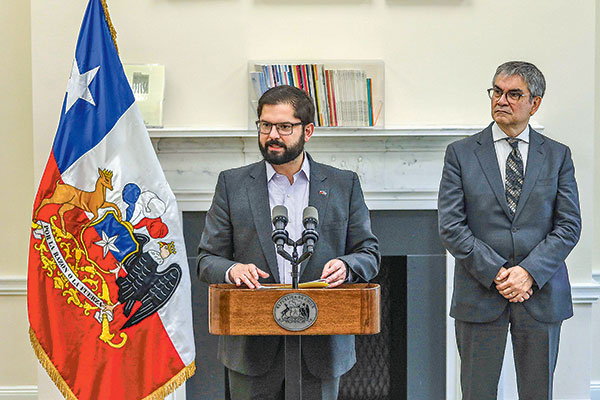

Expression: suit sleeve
xmin=519 ymin=146 xmax=581 ymax=289
xmin=197 ymin=172 xmax=237 ymax=284
xmin=438 ymin=143 xmax=507 ymax=288
xmin=337 ymin=172 xmax=381 ymax=282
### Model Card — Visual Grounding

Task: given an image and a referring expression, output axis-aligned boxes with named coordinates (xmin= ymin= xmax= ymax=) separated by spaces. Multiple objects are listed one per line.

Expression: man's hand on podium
xmin=229 ymin=263 xmax=270 ymax=289
xmin=321 ymin=259 xmax=347 ymax=288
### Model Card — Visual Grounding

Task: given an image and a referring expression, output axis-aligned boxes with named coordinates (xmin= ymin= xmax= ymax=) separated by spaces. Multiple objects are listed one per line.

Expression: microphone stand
xmin=276 ymin=238 xmax=314 ymax=290
xmin=273 ymin=235 xmax=315 ymax=399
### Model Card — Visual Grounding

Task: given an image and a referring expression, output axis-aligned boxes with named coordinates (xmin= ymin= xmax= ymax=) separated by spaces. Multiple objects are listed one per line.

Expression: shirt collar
xmin=265 ymin=152 xmax=311 ymax=183
xmin=492 ymin=122 xmax=530 ymax=143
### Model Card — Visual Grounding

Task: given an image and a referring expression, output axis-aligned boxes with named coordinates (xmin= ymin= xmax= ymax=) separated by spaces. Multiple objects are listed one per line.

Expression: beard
xmin=259 ymin=131 xmax=305 ymax=165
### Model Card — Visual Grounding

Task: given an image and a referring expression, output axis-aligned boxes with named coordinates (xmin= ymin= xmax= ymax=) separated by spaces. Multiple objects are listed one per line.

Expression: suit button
xmin=512 ymin=227 xmax=519 ymax=233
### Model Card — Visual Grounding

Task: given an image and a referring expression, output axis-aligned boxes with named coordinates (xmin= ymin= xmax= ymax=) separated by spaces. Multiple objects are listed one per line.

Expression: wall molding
xmin=0 ymin=276 xmax=27 ymax=295
xmin=571 ymin=282 xmax=600 ymax=304
xmin=6 ymin=277 xmax=599 ymax=301
xmin=0 ymin=386 xmax=37 ymax=399
xmin=591 ymin=380 xmax=600 ymax=400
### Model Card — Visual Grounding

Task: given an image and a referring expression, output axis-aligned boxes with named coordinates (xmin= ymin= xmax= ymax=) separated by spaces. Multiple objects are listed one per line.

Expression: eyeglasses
xmin=487 ymin=87 xmax=529 ymax=103
xmin=256 ymin=120 xmax=303 ymax=136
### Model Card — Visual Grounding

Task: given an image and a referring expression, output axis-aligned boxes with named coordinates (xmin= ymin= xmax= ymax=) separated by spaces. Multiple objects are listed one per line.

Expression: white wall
xmin=0 ymin=0 xmax=36 ymax=392
xmin=7 ymin=0 xmax=598 ymax=397
xmin=591 ymin=1 xmax=600 ymax=398
xmin=31 ymin=0 xmax=597 ymax=279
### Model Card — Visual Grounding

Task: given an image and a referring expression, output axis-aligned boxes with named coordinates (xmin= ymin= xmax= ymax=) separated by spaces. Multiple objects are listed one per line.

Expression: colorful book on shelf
xmin=301 ymin=64 xmax=308 ymax=95
xmin=293 ymin=65 xmax=300 ymax=90
xmin=311 ymin=65 xmax=321 ymax=126
xmin=325 ymin=70 xmax=337 ymax=127
xmin=265 ymin=65 xmax=275 ymax=88
xmin=318 ymin=65 xmax=330 ymax=127
xmin=275 ymin=65 xmax=281 ymax=86
xmin=262 ymin=65 xmax=273 ymax=88
xmin=250 ymin=63 xmax=379 ymax=127
xmin=306 ymin=65 xmax=315 ymax=114
xmin=288 ymin=65 xmax=294 ymax=87
xmin=312 ymin=64 xmax=325 ymax=126
xmin=283 ymin=65 xmax=290 ymax=85
xmin=332 ymin=70 xmax=342 ymax=126
xmin=305 ymin=65 xmax=319 ymax=126
xmin=367 ymin=78 xmax=373 ymax=126
xmin=294 ymin=65 xmax=304 ymax=90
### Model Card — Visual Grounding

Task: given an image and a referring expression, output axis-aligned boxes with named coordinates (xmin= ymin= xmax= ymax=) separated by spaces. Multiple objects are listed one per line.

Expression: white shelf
xmin=147 ymin=125 xmax=544 ymax=139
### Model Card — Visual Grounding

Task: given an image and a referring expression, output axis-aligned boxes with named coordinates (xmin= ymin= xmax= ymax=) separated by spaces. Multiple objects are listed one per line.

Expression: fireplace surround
xmin=149 ymin=126 xmax=482 ymax=399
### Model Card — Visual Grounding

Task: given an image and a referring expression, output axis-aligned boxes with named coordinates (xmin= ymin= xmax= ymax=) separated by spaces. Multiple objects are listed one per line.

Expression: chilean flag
xmin=27 ymin=1 xmax=195 ymax=398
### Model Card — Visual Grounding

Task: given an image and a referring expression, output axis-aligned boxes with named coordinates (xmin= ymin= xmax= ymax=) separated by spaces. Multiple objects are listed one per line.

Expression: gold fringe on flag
xmin=30 ymin=326 xmax=196 ymax=399
xmin=100 ymin=0 xmax=119 ymax=54
xmin=29 ymin=327 xmax=78 ymax=400
xmin=143 ymin=362 xmax=197 ymax=400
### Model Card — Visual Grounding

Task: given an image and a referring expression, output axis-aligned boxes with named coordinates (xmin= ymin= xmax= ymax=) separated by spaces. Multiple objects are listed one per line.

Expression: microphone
xmin=301 ymin=206 xmax=319 ymax=254
xmin=271 ymin=205 xmax=289 ymax=251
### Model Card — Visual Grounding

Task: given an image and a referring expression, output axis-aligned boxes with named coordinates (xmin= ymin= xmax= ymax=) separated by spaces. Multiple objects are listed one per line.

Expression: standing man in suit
xmin=198 ymin=85 xmax=380 ymax=400
xmin=438 ymin=61 xmax=581 ymax=399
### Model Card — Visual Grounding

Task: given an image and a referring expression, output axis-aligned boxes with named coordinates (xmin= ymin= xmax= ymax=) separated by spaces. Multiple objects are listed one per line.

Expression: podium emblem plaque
xmin=273 ymin=293 xmax=318 ymax=332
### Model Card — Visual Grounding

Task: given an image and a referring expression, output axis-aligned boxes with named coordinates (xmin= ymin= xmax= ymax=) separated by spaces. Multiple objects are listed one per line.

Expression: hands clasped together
xmin=228 ymin=258 xmax=347 ymax=289
xmin=494 ymin=266 xmax=534 ymax=303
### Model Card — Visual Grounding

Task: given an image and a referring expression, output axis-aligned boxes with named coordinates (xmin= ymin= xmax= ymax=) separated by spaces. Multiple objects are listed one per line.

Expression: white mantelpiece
xmin=148 ymin=126 xmax=494 ymax=211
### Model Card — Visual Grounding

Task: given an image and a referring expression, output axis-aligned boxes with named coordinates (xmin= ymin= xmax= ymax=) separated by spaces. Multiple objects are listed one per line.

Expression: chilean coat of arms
xmin=31 ymin=168 xmax=182 ymax=348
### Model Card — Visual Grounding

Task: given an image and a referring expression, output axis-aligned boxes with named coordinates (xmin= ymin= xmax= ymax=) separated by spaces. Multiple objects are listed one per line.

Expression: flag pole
xmin=100 ymin=0 xmax=119 ymax=53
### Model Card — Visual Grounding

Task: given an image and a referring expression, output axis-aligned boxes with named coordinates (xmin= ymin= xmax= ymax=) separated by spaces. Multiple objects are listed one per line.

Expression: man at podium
xmin=198 ymin=85 xmax=380 ymax=399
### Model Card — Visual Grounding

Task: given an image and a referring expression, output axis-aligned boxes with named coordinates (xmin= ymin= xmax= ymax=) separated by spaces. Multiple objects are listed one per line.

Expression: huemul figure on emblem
xmin=33 ymin=168 xmax=122 ymax=233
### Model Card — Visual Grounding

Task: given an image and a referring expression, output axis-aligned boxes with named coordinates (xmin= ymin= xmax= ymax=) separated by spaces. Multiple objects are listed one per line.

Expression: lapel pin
xmin=319 ymin=190 xmax=327 ymax=196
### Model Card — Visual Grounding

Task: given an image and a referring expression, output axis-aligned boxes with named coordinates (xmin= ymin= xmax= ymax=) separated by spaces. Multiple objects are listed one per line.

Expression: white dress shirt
xmin=266 ymin=155 xmax=310 ymax=284
xmin=492 ymin=122 xmax=529 ymax=188
xmin=224 ymin=155 xmax=310 ymax=284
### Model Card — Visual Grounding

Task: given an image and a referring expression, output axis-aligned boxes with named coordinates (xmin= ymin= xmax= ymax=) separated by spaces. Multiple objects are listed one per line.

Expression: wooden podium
xmin=209 ymin=283 xmax=380 ymax=335
xmin=208 ymin=283 xmax=381 ymax=399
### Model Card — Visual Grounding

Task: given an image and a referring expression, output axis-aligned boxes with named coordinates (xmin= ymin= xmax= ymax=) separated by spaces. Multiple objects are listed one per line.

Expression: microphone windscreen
xmin=272 ymin=205 xmax=288 ymax=221
xmin=303 ymin=206 xmax=318 ymax=224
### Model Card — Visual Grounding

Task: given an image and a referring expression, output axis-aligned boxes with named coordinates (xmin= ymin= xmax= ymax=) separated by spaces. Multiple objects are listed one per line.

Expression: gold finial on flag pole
xmin=100 ymin=0 xmax=119 ymax=54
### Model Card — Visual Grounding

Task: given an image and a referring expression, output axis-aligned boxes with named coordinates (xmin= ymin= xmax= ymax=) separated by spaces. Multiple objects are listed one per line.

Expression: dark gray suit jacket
xmin=197 ymin=154 xmax=380 ymax=378
xmin=438 ymin=124 xmax=581 ymax=323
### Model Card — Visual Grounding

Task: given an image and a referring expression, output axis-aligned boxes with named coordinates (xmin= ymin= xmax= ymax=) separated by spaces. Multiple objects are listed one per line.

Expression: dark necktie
xmin=505 ymin=138 xmax=523 ymax=216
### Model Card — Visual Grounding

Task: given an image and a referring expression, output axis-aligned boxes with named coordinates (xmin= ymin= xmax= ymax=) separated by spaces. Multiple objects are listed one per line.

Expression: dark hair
xmin=493 ymin=61 xmax=546 ymax=100
xmin=257 ymin=85 xmax=315 ymax=125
